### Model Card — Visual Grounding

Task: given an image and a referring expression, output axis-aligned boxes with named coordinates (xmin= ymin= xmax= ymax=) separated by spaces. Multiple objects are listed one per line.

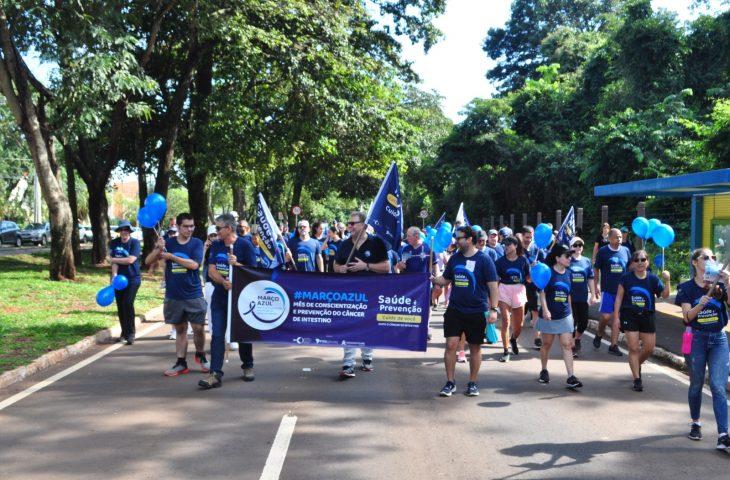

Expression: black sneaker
xmin=608 ymin=345 xmax=623 ymax=356
xmin=339 ymin=365 xmax=356 ymax=378
xmin=633 ymin=378 xmax=643 ymax=392
xmin=534 ymin=338 xmax=542 ymax=348
xmin=439 ymin=381 xmax=456 ymax=397
xmin=465 ymin=381 xmax=480 ymax=396
xmin=716 ymin=434 xmax=730 ymax=451
xmin=125 ymin=334 xmax=134 ymax=345
xmin=688 ymin=423 xmax=702 ymax=441
xmin=538 ymin=369 xmax=550 ymax=384
xmin=510 ymin=337 xmax=519 ymax=355
xmin=198 ymin=372 xmax=222 ymax=389
xmin=566 ymin=375 xmax=583 ymax=389
xmin=592 ymin=335 xmax=602 ymax=349
xmin=574 ymin=338 xmax=581 ymax=351
xmin=360 ymin=360 xmax=374 ymax=372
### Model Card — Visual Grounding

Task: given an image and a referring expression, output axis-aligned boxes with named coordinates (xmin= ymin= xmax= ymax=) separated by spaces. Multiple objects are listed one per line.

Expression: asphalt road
xmin=1 ymin=310 xmax=728 ymax=480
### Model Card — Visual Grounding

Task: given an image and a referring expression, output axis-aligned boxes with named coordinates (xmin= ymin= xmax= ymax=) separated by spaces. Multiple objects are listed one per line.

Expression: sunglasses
xmin=560 ymin=253 xmax=571 ymax=258
xmin=347 ymin=221 xmax=361 ymax=226
xmin=455 ymin=236 xmax=466 ymax=241
xmin=701 ymin=255 xmax=717 ymax=261
xmin=572 ymin=243 xmax=584 ymax=248
xmin=298 ymin=226 xmax=308 ymax=230
xmin=634 ymin=258 xmax=648 ymax=263
xmin=215 ymin=225 xmax=229 ymax=232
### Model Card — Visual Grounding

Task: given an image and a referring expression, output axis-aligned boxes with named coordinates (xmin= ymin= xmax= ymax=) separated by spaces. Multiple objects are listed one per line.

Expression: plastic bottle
xmin=681 ymin=326 xmax=693 ymax=355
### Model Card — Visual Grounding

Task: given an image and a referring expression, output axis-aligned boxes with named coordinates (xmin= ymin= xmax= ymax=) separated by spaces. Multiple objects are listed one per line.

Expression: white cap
xmin=207 ymin=225 xmax=217 ymax=236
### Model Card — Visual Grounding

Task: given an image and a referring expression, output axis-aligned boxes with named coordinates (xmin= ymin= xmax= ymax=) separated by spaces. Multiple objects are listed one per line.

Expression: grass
xmin=0 ymin=251 xmax=163 ymax=374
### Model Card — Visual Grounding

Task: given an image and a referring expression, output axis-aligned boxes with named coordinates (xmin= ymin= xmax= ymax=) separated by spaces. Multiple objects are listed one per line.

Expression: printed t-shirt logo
xmin=694 ymin=298 xmax=722 ymax=324
xmin=506 ymin=267 xmax=523 ymax=283
xmin=609 ymin=256 xmax=624 ymax=274
xmin=113 ymin=247 xmax=129 ymax=257
xmin=569 ymin=266 xmax=585 ymax=283
xmin=238 ymin=280 xmax=290 ymax=330
xmin=215 ymin=253 xmax=229 ymax=278
xmin=171 ymin=252 xmax=188 ymax=274
xmin=629 ymin=286 xmax=652 ymax=309
xmin=553 ymin=281 xmax=570 ymax=303
xmin=453 ymin=265 xmax=476 ymax=291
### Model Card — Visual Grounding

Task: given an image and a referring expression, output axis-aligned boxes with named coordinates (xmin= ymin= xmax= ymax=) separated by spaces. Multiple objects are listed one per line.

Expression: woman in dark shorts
xmin=568 ymin=236 xmax=595 ymax=355
xmin=613 ymin=249 xmax=670 ymax=392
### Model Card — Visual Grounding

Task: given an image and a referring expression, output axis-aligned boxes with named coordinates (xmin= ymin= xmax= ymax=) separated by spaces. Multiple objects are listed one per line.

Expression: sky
xmin=390 ymin=0 xmax=727 ymax=122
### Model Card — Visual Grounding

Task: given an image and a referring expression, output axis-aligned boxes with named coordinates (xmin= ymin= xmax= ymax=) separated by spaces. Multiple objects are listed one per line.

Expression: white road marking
xmin=0 ymin=322 xmax=161 ymax=412
xmin=260 ymin=414 xmax=298 ymax=480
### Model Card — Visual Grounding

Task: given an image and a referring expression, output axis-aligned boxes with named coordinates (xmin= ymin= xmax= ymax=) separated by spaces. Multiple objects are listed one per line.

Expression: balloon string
xmin=662 ymin=247 xmax=665 ymax=271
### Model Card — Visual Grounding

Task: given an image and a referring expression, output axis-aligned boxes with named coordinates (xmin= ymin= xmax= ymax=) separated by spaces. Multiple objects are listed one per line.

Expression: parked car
xmin=18 ymin=222 xmax=51 ymax=246
xmin=130 ymin=226 xmax=143 ymax=241
xmin=0 ymin=220 xmax=20 ymax=246
xmin=78 ymin=225 xmax=93 ymax=243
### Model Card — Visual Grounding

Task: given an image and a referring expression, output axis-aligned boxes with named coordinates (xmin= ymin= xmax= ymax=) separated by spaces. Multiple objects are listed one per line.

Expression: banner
xmin=366 ymin=162 xmax=403 ymax=250
xmin=256 ymin=193 xmax=284 ymax=269
xmin=556 ymin=206 xmax=576 ymax=247
xmin=229 ymin=266 xmax=429 ymax=351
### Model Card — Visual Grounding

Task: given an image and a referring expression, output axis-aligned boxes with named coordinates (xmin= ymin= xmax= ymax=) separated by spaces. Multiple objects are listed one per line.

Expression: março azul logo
xmin=238 ymin=280 xmax=290 ymax=330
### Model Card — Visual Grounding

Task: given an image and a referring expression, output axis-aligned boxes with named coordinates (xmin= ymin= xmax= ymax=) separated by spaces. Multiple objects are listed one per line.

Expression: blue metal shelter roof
xmin=594 ymin=169 xmax=730 ymax=197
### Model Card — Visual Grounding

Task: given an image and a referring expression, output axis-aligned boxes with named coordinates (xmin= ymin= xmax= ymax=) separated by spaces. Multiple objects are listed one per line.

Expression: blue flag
xmin=366 ymin=162 xmax=403 ymax=250
xmin=256 ymin=193 xmax=285 ymax=269
xmin=556 ymin=206 xmax=576 ymax=247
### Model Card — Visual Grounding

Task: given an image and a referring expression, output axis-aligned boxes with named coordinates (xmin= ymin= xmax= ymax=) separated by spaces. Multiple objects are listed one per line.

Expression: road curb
xmin=0 ymin=305 xmax=163 ymax=391
xmin=584 ymin=317 xmax=730 ymax=392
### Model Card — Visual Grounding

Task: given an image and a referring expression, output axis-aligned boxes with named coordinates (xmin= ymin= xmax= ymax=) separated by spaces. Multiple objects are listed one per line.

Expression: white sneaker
xmin=229 ymin=342 xmax=238 ymax=350
xmin=169 ymin=328 xmax=176 ymax=340
xmin=187 ymin=325 xmax=193 ymax=335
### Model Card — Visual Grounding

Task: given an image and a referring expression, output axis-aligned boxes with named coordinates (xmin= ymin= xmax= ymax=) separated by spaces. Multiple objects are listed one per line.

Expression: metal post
xmin=522 ymin=213 xmax=527 ymax=228
xmin=577 ymin=208 xmax=584 ymax=230
xmin=637 ymin=201 xmax=645 ymax=218
xmin=556 ymin=209 xmax=562 ymax=228
xmin=601 ymin=205 xmax=608 ymax=225
xmin=537 ymin=211 xmax=542 ymax=224
xmin=509 ymin=214 xmax=514 ymax=230
xmin=499 ymin=214 xmax=504 ymax=227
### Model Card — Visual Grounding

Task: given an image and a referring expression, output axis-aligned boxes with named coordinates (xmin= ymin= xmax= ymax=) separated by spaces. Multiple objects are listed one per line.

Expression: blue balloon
xmin=647 ymin=218 xmax=662 ymax=239
xmin=144 ymin=193 xmax=166 ymax=208
xmin=652 ymin=224 xmax=675 ymax=248
xmin=530 ymin=263 xmax=551 ymax=290
xmin=419 ymin=231 xmax=426 ymax=241
xmin=96 ymin=285 xmax=115 ymax=307
xmin=534 ymin=223 xmax=552 ymax=249
xmin=472 ymin=225 xmax=482 ymax=232
xmin=137 ymin=207 xmax=157 ymax=228
xmin=632 ymin=217 xmax=649 ymax=240
xmin=442 ymin=222 xmax=452 ymax=231
xmin=144 ymin=193 xmax=167 ymax=223
xmin=111 ymin=274 xmax=128 ymax=290
xmin=653 ymin=254 xmax=664 ymax=269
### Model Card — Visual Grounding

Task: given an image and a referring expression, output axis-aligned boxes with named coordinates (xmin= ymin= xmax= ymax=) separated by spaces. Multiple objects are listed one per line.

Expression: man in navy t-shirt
xmin=145 ymin=213 xmax=208 ymax=376
xmin=432 ymin=226 xmax=499 ymax=398
xmin=199 ymin=213 xmax=258 ymax=389
xmin=593 ymin=228 xmax=632 ymax=355
xmin=397 ymin=226 xmax=435 ymax=273
xmin=287 ymin=219 xmax=323 ymax=272
xmin=109 ymin=220 xmax=141 ymax=345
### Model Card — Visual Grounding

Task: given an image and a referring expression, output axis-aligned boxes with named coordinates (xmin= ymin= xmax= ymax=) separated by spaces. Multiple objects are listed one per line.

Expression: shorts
xmin=620 ymin=311 xmax=656 ymax=334
xmin=525 ymin=283 xmax=539 ymax=311
xmin=571 ymin=301 xmax=589 ymax=334
xmin=536 ymin=314 xmax=574 ymax=335
xmin=599 ymin=292 xmax=617 ymax=314
xmin=444 ymin=308 xmax=486 ymax=345
xmin=164 ymin=297 xmax=207 ymax=325
xmin=499 ymin=283 xmax=527 ymax=309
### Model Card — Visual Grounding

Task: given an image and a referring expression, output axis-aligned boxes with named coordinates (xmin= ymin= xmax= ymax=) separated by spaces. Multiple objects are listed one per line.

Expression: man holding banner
xmin=334 ymin=211 xmax=391 ymax=378
xmin=431 ymin=226 xmax=499 ymax=397
xmin=199 ymin=213 xmax=258 ymax=389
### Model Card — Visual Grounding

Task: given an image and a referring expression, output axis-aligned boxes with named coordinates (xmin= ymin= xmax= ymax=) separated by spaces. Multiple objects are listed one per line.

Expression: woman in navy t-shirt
xmin=675 ymin=248 xmax=729 ymax=450
xmin=613 ymin=250 xmax=670 ymax=392
xmin=536 ymin=244 xmax=583 ymax=389
xmin=109 ymin=220 xmax=141 ymax=344
xmin=495 ymin=236 xmax=530 ymax=362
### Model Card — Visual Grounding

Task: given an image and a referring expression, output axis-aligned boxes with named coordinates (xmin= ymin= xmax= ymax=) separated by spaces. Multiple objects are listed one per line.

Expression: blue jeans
xmin=210 ymin=296 xmax=253 ymax=375
xmin=687 ymin=330 xmax=729 ymax=435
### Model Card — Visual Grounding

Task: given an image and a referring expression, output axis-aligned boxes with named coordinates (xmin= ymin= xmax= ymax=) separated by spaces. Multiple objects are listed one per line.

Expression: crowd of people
xmin=107 ymin=212 xmax=730 ymax=452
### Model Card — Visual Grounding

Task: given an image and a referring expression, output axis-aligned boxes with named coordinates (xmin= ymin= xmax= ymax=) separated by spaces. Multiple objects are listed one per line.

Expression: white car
xmin=130 ymin=226 xmax=143 ymax=241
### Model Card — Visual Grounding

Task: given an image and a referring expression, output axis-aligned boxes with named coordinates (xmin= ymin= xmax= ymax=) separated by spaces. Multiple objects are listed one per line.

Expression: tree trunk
xmin=289 ymin=171 xmax=305 ymax=229
xmin=87 ymin=181 xmax=110 ymax=265
xmin=232 ymin=183 xmax=245 ymax=219
xmin=64 ymin=148 xmax=81 ymax=265
xmin=0 ymin=9 xmax=75 ymax=279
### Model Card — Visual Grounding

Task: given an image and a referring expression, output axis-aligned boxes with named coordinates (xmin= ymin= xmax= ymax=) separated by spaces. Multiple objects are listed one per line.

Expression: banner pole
xmin=225 ymin=244 xmax=233 ymax=361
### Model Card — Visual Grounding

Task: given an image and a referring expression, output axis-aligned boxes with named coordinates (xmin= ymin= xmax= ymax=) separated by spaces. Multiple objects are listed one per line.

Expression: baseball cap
xmin=620 ymin=226 xmax=629 ymax=233
xmin=499 ymin=227 xmax=513 ymax=237
xmin=206 ymin=225 xmax=217 ymax=236
xmin=570 ymin=236 xmax=584 ymax=247
xmin=488 ymin=229 xmax=498 ymax=235
xmin=477 ymin=230 xmax=488 ymax=240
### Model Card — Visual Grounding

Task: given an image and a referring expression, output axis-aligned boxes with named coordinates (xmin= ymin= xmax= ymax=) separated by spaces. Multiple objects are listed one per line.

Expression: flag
xmin=454 ymin=202 xmax=470 ymax=227
xmin=433 ymin=212 xmax=446 ymax=229
xmin=256 ymin=193 xmax=285 ymax=269
xmin=366 ymin=162 xmax=403 ymax=250
xmin=556 ymin=206 xmax=576 ymax=247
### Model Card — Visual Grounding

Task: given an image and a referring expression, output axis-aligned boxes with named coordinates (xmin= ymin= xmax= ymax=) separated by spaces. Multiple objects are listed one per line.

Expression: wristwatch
xmin=489 ymin=307 xmax=499 ymax=313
